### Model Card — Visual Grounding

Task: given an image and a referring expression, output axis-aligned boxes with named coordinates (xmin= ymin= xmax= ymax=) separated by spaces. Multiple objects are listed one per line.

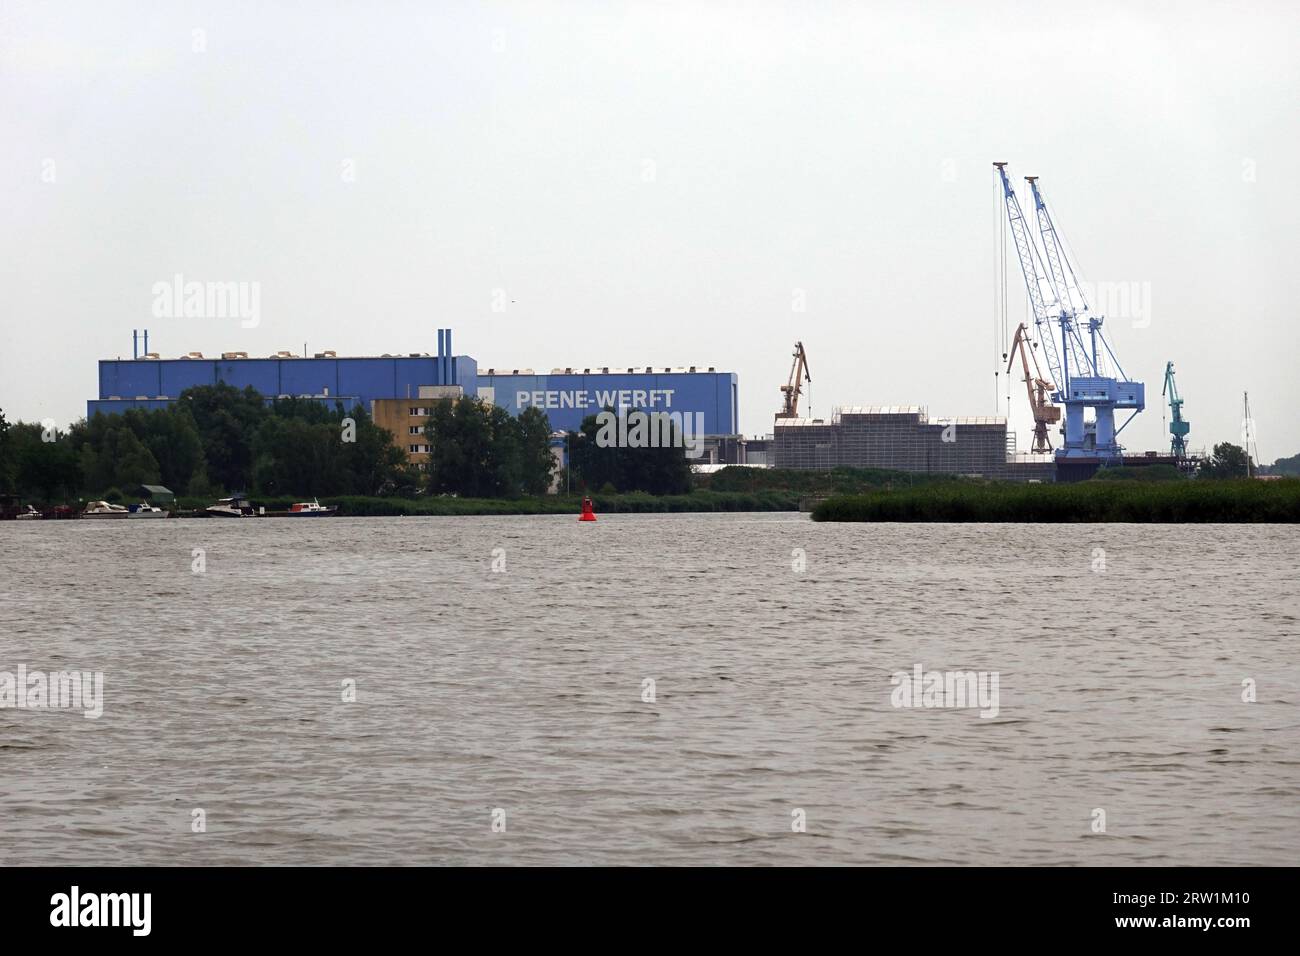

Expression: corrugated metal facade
xmin=476 ymin=370 xmax=739 ymax=435
xmin=86 ymin=338 xmax=741 ymax=450
xmin=88 ymin=333 xmax=477 ymax=417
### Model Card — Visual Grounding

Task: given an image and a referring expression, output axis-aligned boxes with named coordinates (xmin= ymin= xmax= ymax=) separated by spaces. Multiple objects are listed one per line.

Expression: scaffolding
xmin=772 ymin=406 xmax=1054 ymax=481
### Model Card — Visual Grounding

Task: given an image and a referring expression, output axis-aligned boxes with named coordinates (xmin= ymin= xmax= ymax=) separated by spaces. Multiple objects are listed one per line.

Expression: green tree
xmin=177 ymin=384 xmax=269 ymax=491
xmin=73 ymin=417 xmax=162 ymax=493
xmin=424 ymin=397 xmax=551 ymax=498
xmin=70 ymin=405 xmax=205 ymax=496
xmin=245 ymin=400 xmax=406 ymax=497
xmin=426 ymin=397 xmax=507 ymax=497
xmin=112 ymin=427 xmax=162 ymax=488
xmin=6 ymin=422 xmax=82 ymax=502
xmin=186 ymin=451 xmax=221 ymax=498
xmin=22 ymin=383 xmax=460 ymax=503
xmin=1267 ymin=452 xmax=1300 ymax=477
xmin=251 ymin=416 xmax=332 ymax=496
xmin=82 ymin=419 xmax=162 ymax=492
xmin=128 ymin=405 xmax=204 ymax=493
xmin=516 ymin=406 xmax=557 ymax=496
xmin=567 ymin=409 xmax=623 ymax=492
xmin=337 ymin=404 xmax=408 ymax=495
xmin=1198 ymin=442 xmax=1253 ymax=479
xmin=0 ymin=407 xmax=12 ymax=490
xmin=567 ymin=408 xmax=692 ymax=495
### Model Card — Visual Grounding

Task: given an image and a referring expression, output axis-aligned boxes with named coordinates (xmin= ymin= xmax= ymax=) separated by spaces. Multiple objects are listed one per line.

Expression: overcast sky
xmin=3 ymin=1 xmax=1297 ymax=459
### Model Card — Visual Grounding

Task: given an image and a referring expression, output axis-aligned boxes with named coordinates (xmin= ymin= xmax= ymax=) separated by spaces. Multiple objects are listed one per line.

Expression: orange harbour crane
xmin=1005 ymin=322 xmax=1060 ymax=453
xmin=777 ymin=341 xmax=811 ymax=419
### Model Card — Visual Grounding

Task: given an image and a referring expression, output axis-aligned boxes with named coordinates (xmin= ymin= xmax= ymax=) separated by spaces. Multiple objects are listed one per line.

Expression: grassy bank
xmin=171 ymin=489 xmax=802 ymax=517
xmin=159 ymin=467 xmax=947 ymax=516
xmin=811 ymin=478 xmax=1300 ymax=523
xmin=699 ymin=465 xmax=964 ymax=496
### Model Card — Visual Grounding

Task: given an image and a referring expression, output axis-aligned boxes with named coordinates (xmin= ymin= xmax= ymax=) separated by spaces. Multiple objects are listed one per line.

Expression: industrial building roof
xmin=837 ymin=405 xmax=925 ymax=416
xmin=482 ymin=366 xmax=723 ymax=375
xmin=774 ymin=407 xmax=1008 ymax=427
xmin=836 ymin=406 xmax=1006 ymax=425
xmin=123 ymin=352 xmax=443 ymax=360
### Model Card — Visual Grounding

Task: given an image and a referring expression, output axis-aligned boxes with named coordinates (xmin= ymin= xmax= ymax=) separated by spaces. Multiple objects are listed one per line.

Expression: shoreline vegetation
xmin=3 ymin=386 xmax=1297 ymax=522
xmin=218 ymin=474 xmax=1300 ymax=521
xmin=9 ymin=473 xmax=1298 ymax=523
xmin=172 ymin=489 xmax=804 ymax=516
xmin=811 ymin=478 xmax=1300 ymax=523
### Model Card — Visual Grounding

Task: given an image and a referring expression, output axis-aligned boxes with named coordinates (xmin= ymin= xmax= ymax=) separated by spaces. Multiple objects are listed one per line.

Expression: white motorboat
xmin=205 ymin=496 xmax=255 ymax=518
xmin=127 ymin=502 xmax=168 ymax=518
xmin=83 ymin=500 xmax=129 ymax=518
xmin=14 ymin=505 xmax=42 ymax=520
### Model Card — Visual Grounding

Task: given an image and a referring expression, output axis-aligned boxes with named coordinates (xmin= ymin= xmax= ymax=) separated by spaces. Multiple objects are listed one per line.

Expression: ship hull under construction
xmin=772 ymin=406 xmax=1055 ymax=482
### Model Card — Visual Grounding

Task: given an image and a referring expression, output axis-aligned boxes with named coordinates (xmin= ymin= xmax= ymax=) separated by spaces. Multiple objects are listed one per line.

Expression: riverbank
xmin=16 ymin=470 xmax=1293 ymax=522
xmin=811 ymin=478 xmax=1300 ymax=523
xmin=159 ymin=489 xmax=805 ymax=517
xmin=143 ymin=467 xmax=953 ymax=517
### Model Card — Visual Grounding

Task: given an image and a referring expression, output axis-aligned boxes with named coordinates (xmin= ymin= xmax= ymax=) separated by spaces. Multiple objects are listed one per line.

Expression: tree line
xmin=421 ymin=400 xmax=692 ymax=497
xmin=5 ymin=395 xmax=1279 ymax=505
xmin=0 ymin=386 xmax=409 ymax=502
xmin=1197 ymin=442 xmax=1256 ymax=479
xmin=0 ymin=393 xmax=696 ymax=503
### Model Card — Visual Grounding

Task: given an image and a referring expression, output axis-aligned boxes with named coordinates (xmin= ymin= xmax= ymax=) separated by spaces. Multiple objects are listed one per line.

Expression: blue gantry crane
xmin=1162 ymin=361 xmax=1189 ymax=457
xmin=994 ymin=163 xmax=1145 ymax=464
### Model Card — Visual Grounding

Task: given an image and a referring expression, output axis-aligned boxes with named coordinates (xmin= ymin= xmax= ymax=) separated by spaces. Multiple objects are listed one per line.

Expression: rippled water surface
xmin=1 ymin=514 xmax=1297 ymax=865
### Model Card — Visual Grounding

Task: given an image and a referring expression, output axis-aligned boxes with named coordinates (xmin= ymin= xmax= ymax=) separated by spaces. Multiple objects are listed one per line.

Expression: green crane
xmin=1162 ymin=361 xmax=1189 ymax=458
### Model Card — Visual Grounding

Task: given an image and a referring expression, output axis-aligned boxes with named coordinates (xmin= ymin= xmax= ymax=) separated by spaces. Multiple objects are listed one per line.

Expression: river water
xmin=1 ymin=514 xmax=1296 ymax=865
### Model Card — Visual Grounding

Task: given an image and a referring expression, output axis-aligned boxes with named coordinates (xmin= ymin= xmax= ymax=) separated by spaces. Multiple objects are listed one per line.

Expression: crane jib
xmin=994 ymin=162 xmax=1145 ymax=462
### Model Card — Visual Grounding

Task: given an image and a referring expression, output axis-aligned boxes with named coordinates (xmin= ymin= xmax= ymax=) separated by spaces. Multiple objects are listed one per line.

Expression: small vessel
xmin=83 ymin=500 xmax=129 ymax=518
xmin=14 ymin=505 xmax=42 ymax=520
xmin=286 ymin=498 xmax=338 ymax=517
xmin=127 ymin=502 xmax=168 ymax=518
xmin=205 ymin=496 xmax=255 ymax=518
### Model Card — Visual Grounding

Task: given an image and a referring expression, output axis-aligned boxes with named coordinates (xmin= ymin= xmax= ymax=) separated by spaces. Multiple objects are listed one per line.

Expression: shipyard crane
xmin=1162 ymin=361 xmax=1189 ymax=458
xmin=994 ymin=163 xmax=1145 ymax=463
xmin=1005 ymin=322 xmax=1060 ymax=453
xmin=777 ymin=341 xmax=811 ymax=419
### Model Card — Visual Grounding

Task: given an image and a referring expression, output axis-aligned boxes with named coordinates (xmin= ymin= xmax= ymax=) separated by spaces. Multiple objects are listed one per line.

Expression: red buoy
xmin=579 ymin=496 xmax=597 ymax=521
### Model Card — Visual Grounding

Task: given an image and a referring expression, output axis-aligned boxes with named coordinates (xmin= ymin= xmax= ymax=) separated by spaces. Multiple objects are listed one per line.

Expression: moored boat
xmin=286 ymin=498 xmax=338 ymax=517
xmin=127 ymin=502 xmax=168 ymax=518
xmin=206 ymin=496 xmax=255 ymax=518
xmin=83 ymin=500 xmax=129 ymax=518
xmin=14 ymin=505 xmax=42 ymax=520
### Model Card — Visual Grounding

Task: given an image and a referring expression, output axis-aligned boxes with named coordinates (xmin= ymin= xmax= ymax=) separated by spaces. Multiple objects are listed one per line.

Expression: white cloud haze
xmin=2 ymin=1 xmax=1297 ymax=459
